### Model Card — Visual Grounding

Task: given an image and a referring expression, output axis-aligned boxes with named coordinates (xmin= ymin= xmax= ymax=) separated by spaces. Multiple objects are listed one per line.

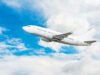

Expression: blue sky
xmin=0 ymin=1 xmax=78 ymax=56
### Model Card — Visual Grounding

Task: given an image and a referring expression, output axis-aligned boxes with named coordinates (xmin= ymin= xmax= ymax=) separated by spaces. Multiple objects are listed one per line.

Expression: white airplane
xmin=23 ymin=25 xmax=96 ymax=46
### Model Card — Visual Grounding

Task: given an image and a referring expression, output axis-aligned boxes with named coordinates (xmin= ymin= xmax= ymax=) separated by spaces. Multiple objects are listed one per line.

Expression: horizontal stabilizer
xmin=84 ymin=40 xmax=96 ymax=44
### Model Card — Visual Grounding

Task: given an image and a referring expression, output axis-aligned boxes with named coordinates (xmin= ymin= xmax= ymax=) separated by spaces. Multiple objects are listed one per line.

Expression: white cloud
xmin=0 ymin=55 xmax=68 ymax=75
xmin=0 ymin=55 xmax=100 ymax=75
xmin=0 ymin=27 xmax=6 ymax=35
xmin=63 ymin=57 xmax=100 ymax=75
xmin=83 ymin=0 xmax=100 ymax=6
xmin=0 ymin=38 xmax=28 ymax=55
xmin=39 ymin=40 xmax=63 ymax=52
xmin=2 ymin=0 xmax=21 ymax=8
xmin=1 ymin=0 xmax=36 ymax=10
xmin=0 ymin=27 xmax=28 ymax=54
xmin=7 ymin=38 xmax=28 ymax=51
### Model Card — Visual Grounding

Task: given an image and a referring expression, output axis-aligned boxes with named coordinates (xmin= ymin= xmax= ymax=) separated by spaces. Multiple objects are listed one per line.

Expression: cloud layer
xmin=0 ymin=55 xmax=100 ymax=75
xmin=0 ymin=55 xmax=68 ymax=75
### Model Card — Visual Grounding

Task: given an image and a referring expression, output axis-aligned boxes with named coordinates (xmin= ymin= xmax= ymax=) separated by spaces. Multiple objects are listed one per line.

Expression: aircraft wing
xmin=52 ymin=32 xmax=72 ymax=41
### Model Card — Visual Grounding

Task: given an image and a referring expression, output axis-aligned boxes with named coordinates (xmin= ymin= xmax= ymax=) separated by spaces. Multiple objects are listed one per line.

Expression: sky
xmin=0 ymin=0 xmax=100 ymax=75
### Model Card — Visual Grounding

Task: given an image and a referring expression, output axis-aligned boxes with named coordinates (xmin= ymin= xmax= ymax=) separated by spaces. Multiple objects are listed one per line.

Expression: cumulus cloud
xmin=0 ymin=55 xmax=68 ymax=75
xmin=0 ymin=26 xmax=28 ymax=54
xmin=0 ymin=55 xmax=100 ymax=75
xmin=1 ymin=0 xmax=36 ymax=10
xmin=0 ymin=38 xmax=28 ymax=55
xmin=0 ymin=27 xmax=6 ymax=35
xmin=63 ymin=57 xmax=100 ymax=75
xmin=2 ymin=0 xmax=21 ymax=8
xmin=39 ymin=40 xmax=63 ymax=51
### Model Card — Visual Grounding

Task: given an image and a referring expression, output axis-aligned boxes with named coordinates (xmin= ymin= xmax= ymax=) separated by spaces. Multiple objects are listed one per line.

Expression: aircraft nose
xmin=22 ymin=26 xmax=26 ymax=30
xmin=22 ymin=26 xmax=30 ymax=33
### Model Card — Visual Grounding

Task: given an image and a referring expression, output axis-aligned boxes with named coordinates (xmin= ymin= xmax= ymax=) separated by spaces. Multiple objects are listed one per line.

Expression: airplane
xmin=23 ymin=25 xmax=96 ymax=46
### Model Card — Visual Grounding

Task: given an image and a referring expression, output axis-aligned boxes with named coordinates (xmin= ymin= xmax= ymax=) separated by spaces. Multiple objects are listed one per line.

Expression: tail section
xmin=84 ymin=40 xmax=96 ymax=45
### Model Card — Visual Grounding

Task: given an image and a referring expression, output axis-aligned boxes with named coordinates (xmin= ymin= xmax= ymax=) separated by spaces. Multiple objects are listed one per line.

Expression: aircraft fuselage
xmin=23 ymin=25 xmax=94 ymax=46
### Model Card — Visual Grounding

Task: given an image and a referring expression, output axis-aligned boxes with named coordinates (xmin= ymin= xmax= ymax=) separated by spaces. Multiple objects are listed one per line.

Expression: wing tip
xmin=67 ymin=32 xmax=73 ymax=35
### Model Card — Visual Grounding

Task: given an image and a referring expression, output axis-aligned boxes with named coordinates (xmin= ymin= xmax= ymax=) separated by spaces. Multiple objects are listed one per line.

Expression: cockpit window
xmin=28 ymin=25 xmax=31 ymax=27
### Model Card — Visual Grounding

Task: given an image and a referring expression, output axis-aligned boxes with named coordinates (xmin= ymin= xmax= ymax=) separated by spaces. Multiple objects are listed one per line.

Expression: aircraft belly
xmin=59 ymin=40 xmax=74 ymax=45
xmin=60 ymin=39 xmax=84 ymax=46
